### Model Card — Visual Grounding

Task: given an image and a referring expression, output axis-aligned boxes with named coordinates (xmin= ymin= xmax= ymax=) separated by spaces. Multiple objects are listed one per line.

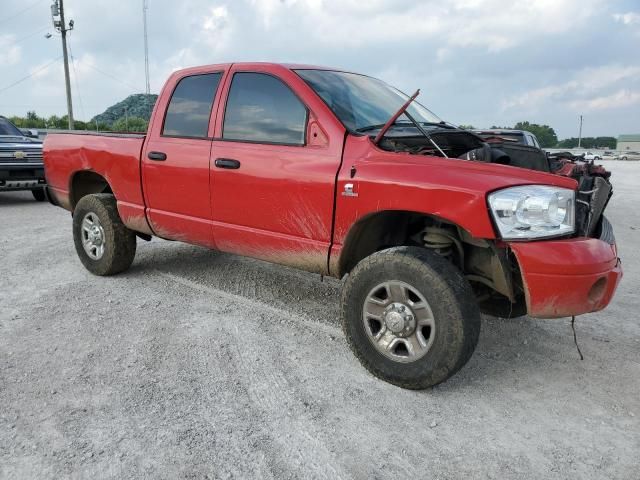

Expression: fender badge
xmin=342 ymin=183 xmax=358 ymax=197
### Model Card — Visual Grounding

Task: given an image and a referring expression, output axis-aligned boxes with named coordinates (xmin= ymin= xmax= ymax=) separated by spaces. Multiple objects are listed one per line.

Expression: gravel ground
xmin=1 ymin=161 xmax=638 ymax=479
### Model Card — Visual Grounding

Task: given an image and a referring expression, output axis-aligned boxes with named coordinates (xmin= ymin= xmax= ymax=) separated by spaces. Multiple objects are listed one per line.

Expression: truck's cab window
xmin=162 ymin=73 xmax=222 ymax=138
xmin=223 ymin=72 xmax=307 ymax=145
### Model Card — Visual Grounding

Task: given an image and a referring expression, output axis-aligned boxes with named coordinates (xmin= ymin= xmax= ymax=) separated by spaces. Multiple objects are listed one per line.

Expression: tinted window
xmin=0 ymin=117 xmax=23 ymax=136
xmin=223 ymin=73 xmax=307 ymax=145
xmin=295 ymin=69 xmax=441 ymax=132
xmin=162 ymin=73 xmax=222 ymax=138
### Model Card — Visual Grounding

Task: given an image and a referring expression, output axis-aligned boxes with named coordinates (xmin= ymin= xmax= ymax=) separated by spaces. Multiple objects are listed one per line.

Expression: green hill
xmin=91 ymin=93 xmax=158 ymax=126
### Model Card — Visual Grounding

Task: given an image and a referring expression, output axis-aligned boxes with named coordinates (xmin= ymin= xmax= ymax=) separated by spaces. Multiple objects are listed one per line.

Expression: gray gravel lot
xmin=1 ymin=161 xmax=639 ymax=479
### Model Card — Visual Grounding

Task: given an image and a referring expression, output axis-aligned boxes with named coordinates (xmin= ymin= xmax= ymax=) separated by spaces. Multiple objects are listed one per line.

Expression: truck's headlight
xmin=488 ymin=185 xmax=575 ymax=239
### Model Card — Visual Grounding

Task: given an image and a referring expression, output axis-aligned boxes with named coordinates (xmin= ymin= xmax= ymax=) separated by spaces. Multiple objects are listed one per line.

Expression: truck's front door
xmin=142 ymin=69 xmax=226 ymax=248
xmin=209 ymin=65 xmax=345 ymax=273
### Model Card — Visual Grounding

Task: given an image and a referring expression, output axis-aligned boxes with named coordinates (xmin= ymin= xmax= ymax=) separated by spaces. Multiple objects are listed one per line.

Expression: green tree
xmin=513 ymin=121 xmax=558 ymax=148
xmin=111 ymin=116 xmax=148 ymax=132
xmin=458 ymin=124 xmax=475 ymax=130
xmin=557 ymin=137 xmax=616 ymax=149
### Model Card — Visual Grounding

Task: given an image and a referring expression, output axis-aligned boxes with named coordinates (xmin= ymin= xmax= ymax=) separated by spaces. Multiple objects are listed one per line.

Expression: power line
xmin=7 ymin=25 xmax=50 ymax=46
xmin=74 ymin=58 xmax=143 ymax=92
xmin=0 ymin=56 xmax=62 ymax=95
xmin=0 ymin=0 xmax=47 ymax=27
xmin=67 ymin=39 xmax=86 ymax=122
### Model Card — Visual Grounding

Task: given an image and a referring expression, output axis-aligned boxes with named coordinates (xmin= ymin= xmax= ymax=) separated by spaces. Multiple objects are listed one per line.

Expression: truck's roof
xmin=172 ymin=62 xmax=347 ymax=77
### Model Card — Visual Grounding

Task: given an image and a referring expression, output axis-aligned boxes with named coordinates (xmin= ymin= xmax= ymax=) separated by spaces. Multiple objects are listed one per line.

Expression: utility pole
xmin=578 ymin=115 xmax=583 ymax=149
xmin=51 ymin=0 xmax=74 ymax=129
xmin=142 ymin=0 xmax=150 ymax=95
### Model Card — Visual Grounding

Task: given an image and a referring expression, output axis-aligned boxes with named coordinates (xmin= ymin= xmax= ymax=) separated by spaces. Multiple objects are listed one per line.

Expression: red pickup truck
xmin=43 ymin=62 xmax=622 ymax=389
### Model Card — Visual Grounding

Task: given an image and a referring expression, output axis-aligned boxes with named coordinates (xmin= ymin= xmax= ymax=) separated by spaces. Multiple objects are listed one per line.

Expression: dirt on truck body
xmin=43 ymin=62 xmax=622 ymax=388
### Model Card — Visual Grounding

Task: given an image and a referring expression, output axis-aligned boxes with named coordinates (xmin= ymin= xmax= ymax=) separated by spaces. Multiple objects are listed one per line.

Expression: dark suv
xmin=0 ymin=116 xmax=46 ymax=201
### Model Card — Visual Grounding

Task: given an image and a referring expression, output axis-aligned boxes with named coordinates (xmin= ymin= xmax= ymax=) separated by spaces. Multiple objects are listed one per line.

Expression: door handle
xmin=214 ymin=158 xmax=241 ymax=169
xmin=147 ymin=151 xmax=167 ymax=161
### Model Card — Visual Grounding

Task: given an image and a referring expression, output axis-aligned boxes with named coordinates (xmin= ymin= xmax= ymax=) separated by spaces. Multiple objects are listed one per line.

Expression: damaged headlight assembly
xmin=488 ymin=185 xmax=575 ymax=239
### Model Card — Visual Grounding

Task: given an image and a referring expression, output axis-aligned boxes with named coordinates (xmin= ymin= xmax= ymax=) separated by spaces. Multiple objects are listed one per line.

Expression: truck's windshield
xmin=294 ymin=70 xmax=442 ymax=133
xmin=0 ymin=117 xmax=24 ymax=137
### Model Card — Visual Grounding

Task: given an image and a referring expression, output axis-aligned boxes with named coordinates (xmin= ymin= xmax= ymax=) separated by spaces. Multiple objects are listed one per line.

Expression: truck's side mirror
xmin=21 ymin=129 xmax=39 ymax=138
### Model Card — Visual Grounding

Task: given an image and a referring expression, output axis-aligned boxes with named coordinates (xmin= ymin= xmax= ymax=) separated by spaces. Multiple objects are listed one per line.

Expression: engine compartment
xmin=376 ymin=127 xmax=613 ymax=239
xmin=377 ymin=128 xmax=551 ymax=172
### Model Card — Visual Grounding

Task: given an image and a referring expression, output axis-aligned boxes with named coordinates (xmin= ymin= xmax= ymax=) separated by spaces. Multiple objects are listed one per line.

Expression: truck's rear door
xmin=209 ymin=64 xmax=345 ymax=273
xmin=141 ymin=67 xmax=228 ymax=247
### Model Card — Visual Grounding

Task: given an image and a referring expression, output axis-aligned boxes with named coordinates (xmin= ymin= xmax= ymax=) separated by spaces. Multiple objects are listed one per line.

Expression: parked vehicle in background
xmin=0 ymin=116 xmax=46 ymax=201
xmin=471 ymin=129 xmax=541 ymax=148
xmin=583 ymin=151 xmax=602 ymax=161
xmin=601 ymin=151 xmax=618 ymax=160
xmin=619 ymin=151 xmax=640 ymax=161
xmin=43 ymin=63 xmax=622 ymax=389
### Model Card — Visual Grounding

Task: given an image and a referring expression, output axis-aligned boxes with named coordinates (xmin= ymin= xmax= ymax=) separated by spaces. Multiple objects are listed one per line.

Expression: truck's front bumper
xmin=509 ymin=232 xmax=622 ymax=318
xmin=0 ymin=163 xmax=46 ymax=191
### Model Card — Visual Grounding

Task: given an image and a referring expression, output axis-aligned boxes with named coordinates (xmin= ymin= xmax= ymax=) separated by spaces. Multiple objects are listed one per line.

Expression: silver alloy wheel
xmin=362 ymin=280 xmax=436 ymax=363
xmin=81 ymin=212 xmax=106 ymax=260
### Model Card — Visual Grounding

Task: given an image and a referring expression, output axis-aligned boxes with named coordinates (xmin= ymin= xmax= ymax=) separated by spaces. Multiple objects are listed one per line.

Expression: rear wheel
xmin=72 ymin=194 xmax=136 ymax=275
xmin=341 ymin=246 xmax=481 ymax=389
xmin=32 ymin=188 xmax=46 ymax=202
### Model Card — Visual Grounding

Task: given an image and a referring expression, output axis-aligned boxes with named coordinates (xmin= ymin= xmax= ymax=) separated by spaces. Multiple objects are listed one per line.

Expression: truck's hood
xmin=368 ymin=149 xmax=578 ymax=192
xmin=0 ymin=135 xmax=43 ymax=148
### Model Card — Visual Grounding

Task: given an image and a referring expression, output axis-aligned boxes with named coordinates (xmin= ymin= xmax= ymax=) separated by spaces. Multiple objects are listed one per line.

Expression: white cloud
xmin=502 ymin=65 xmax=640 ymax=112
xmin=613 ymin=12 xmax=640 ymax=25
xmin=0 ymin=34 xmax=21 ymax=65
xmin=569 ymin=89 xmax=640 ymax=111
xmin=0 ymin=0 xmax=638 ymax=137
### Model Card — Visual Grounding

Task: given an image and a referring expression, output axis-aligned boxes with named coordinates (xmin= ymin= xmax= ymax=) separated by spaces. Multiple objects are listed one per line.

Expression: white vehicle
xmin=583 ymin=151 xmax=603 ymax=161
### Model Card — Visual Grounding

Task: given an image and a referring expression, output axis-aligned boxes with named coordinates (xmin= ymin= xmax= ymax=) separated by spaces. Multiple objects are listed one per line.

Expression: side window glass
xmin=223 ymin=72 xmax=307 ymax=145
xmin=162 ymin=73 xmax=222 ymax=138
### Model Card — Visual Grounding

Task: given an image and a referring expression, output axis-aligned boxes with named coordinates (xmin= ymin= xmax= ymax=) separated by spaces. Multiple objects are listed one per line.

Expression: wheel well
xmin=339 ymin=211 xmax=427 ymax=277
xmin=338 ymin=210 xmax=526 ymax=316
xmin=70 ymin=171 xmax=112 ymax=210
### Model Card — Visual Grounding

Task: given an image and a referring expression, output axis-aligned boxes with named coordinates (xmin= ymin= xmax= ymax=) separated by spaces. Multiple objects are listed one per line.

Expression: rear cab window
xmin=222 ymin=72 xmax=307 ymax=145
xmin=162 ymin=73 xmax=222 ymax=138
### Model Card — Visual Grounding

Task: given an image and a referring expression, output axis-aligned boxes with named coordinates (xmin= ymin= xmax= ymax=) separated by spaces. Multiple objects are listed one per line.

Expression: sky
xmin=0 ymin=0 xmax=639 ymax=139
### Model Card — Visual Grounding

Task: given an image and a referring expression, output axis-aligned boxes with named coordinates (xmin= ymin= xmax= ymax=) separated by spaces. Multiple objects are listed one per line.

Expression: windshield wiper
xmin=356 ymin=124 xmax=386 ymax=133
xmin=372 ymin=89 xmax=448 ymax=157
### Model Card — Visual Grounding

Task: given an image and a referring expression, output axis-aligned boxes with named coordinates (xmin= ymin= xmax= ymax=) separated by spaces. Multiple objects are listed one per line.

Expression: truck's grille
xmin=0 ymin=149 xmax=43 ymax=163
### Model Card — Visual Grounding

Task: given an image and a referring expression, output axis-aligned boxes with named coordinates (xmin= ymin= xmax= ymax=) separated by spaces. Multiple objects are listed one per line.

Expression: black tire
xmin=72 ymin=194 xmax=136 ymax=275
xmin=32 ymin=187 xmax=46 ymax=202
xmin=341 ymin=246 xmax=481 ymax=389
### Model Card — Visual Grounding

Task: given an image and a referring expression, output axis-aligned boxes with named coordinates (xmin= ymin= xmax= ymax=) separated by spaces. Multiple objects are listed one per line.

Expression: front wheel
xmin=72 ymin=194 xmax=136 ymax=275
xmin=341 ymin=247 xmax=481 ymax=389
